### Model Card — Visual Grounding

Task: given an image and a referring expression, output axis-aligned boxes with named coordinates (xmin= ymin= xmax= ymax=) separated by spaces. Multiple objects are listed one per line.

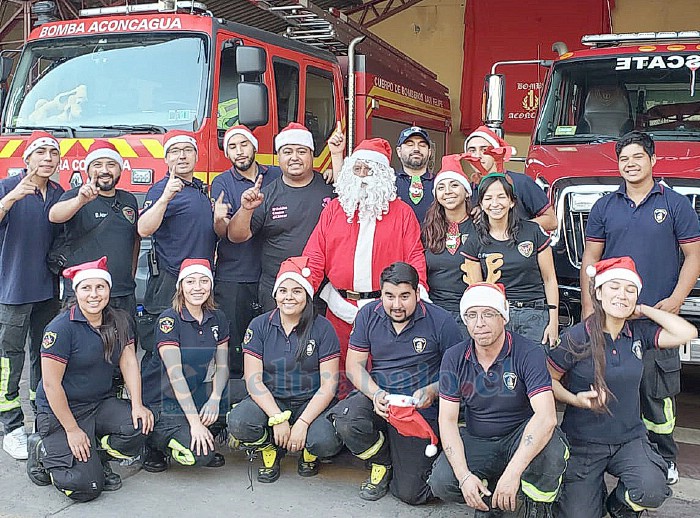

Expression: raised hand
xmin=327 ymin=121 xmax=345 ymax=155
xmin=161 ymin=173 xmax=184 ymax=203
xmin=8 ymin=167 xmax=38 ymax=202
xmin=213 ymin=191 xmax=231 ymax=223
xmin=240 ymin=174 xmax=264 ymax=211
xmin=78 ymin=174 xmax=99 ymax=205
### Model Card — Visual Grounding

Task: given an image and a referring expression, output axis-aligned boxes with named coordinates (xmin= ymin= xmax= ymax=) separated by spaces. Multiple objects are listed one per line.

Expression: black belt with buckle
xmin=338 ymin=289 xmax=381 ymax=301
xmin=509 ymin=299 xmax=546 ymax=309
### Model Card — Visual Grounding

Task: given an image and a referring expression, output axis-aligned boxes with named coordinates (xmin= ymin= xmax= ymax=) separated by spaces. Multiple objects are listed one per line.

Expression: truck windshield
xmin=536 ymin=54 xmax=700 ymax=144
xmin=4 ymin=33 xmax=208 ymax=134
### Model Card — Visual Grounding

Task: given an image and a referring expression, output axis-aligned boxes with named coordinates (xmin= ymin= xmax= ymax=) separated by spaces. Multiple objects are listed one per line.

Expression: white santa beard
xmin=336 ymin=159 xmax=396 ymax=222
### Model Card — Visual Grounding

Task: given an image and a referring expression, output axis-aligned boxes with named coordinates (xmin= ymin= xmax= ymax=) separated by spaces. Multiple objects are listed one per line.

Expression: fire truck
xmin=483 ymin=32 xmax=700 ymax=363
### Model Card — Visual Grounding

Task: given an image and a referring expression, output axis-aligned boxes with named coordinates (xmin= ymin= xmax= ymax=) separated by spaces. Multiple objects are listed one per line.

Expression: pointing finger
xmin=254 ymin=175 xmax=263 ymax=189
xmin=335 ymin=121 xmax=342 ymax=134
xmin=216 ymin=191 xmax=225 ymax=204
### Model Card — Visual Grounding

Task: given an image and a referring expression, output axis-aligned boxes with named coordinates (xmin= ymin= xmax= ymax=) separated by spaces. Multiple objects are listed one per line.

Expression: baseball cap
xmin=397 ymin=126 xmax=431 ymax=147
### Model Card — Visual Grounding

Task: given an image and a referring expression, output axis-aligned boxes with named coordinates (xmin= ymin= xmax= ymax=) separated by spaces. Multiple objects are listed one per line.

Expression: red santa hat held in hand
xmin=163 ymin=130 xmax=198 ymax=157
xmin=22 ymin=131 xmax=60 ymax=161
xmin=464 ymin=125 xmax=517 ymax=162
xmin=460 ymin=282 xmax=510 ymax=324
xmin=351 ymin=138 xmax=392 ymax=168
xmin=274 ymin=122 xmax=314 ymax=152
xmin=273 ymin=256 xmax=314 ymax=297
xmin=177 ymin=258 xmax=213 ymax=288
xmin=224 ymin=124 xmax=258 ymax=152
xmin=386 ymin=401 xmax=439 ymax=457
xmin=85 ymin=140 xmax=124 ymax=170
xmin=586 ymin=256 xmax=643 ymax=291
xmin=432 ymin=154 xmax=472 ymax=196
xmin=63 ymin=256 xmax=112 ymax=290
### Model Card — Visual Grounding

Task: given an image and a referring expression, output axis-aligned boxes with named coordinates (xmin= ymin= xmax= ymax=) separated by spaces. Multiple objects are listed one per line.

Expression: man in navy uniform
xmin=394 ymin=126 xmax=434 ymax=225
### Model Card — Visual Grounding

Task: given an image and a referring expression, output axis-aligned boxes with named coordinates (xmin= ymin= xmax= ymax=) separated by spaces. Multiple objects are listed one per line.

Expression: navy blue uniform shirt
xmin=210 ymin=164 xmax=280 ymax=283
xmin=0 ymin=173 xmax=63 ymax=304
xmin=439 ymin=331 xmax=552 ymax=438
xmin=548 ymin=320 xmax=660 ymax=444
xmin=471 ymin=170 xmax=550 ymax=221
xmin=349 ymin=300 xmax=463 ymax=419
xmin=36 ymin=305 xmax=130 ymax=413
xmin=141 ymin=307 xmax=229 ymax=409
xmin=243 ymin=310 xmax=340 ymax=400
xmin=142 ymin=174 xmax=216 ymax=276
xmin=586 ymin=181 xmax=700 ymax=305
xmin=396 ymin=169 xmax=435 ymax=225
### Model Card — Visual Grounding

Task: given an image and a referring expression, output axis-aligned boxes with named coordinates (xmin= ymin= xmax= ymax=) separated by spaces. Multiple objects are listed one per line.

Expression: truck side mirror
xmin=236 ymin=46 xmax=267 ymax=76
xmin=483 ymin=74 xmax=505 ymax=127
xmin=237 ymin=83 xmax=269 ymax=128
xmin=0 ymin=56 xmax=13 ymax=83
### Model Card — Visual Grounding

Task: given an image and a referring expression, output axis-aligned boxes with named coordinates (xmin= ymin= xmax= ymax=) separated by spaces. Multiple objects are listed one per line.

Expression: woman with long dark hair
xmin=421 ymin=154 xmax=474 ymax=336
xmin=462 ymin=173 xmax=558 ymax=346
xmin=548 ymin=257 xmax=695 ymax=518
xmin=27 ymin=257 xmax=152 ymax=502
xmin=227 ymin=256 xmax=342 ymax=483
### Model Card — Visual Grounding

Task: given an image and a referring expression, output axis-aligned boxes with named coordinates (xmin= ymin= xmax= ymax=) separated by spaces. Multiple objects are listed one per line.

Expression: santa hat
xmin=351 ymin=138 xmax=392 ymax=168
xmin=387 ymin=404 xmax=439 ymax=457
xmin=85 ymin=140 xmax=124 ymax=170
xmin=586 ymin=256 xmax=642 ymax=291
xmin=224 ymin=124 xmax=258 ymax=152
xmin=163 ymin=130 xmax=198 ymax=157
xmin=22 ymin=131 xmax=60 ymax=161
xmin=460 ymin=282 xmax=509 ymax=324
xmin=464 ymin=125 xmax=517 ymax=162
xmin=63 ymin=256 xmax=112 ymax=290
xmin=433 ymin=154 xmax=472 ymax=196
xmin=177 ymin=258 xmax=213 ymax=288
xmin=273 ymin=256 xmax=314 ymax=297
xmin=274 ymin=122 xmax=314 ymax=152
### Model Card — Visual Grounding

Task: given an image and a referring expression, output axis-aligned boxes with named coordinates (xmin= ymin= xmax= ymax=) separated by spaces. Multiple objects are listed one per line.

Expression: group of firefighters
xmin=0 ymin=119 xmax=697 ymax=518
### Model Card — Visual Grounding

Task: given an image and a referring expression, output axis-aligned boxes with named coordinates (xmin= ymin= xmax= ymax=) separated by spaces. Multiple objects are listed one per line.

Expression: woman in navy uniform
xmin=27 ymin=257 xmax=152 ymax=502
xmin=462 ymin=174 xmax=558 ymax=347
xmin=141 ymin=258 xmax=229 ymax=471
xmin=548 ymin=257 xmax=696 ymax=518
xmin=227 ymin=256 xmax=342 ymax=483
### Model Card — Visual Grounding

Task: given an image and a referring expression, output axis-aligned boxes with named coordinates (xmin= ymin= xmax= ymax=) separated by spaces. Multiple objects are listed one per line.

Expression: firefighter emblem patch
xmin=211 ymin=325 xmax=219 ymax=341
xmin=159 ymin=317 xmax=174 ymax=334
xmin=306 ymin=339 xmax=316 ymax=357
xmin=503 ymin=372 xmax=518 ymax=390
xmin=632 ymin=340 xmax=643 ymax=360
xmin=122 ymin=206 xmax=136 ymax=225
xmin=654 ymin=209 xmax=667 ymax=223
xmin=517 ymin=241 xmax=534 ymax=258
xmin=42 ymin=331 xmax=57 ymax=349
xmin=413 ymin=337 xmax=427 ymax=353
xmin=243 ymin=328 xmax=253 ymax=345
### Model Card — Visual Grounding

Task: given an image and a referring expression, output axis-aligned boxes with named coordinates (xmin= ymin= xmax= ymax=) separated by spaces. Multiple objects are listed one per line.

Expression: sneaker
xmin=667 ymin=461 xmax=679 ymax=485
xmin=257 ymin=445 xmax=282 ymax=483
xmin=102 ymin=462 xmax=122 ymax=492
xmin=297 ymin=448 xmax=319 ymax=477
xmin=2 ymin=427 xmax=28 ymax=460
xmin=26 ymin=433 xmax=51 ymax=486
xmin=359 ymin=463 xmax=391 ymax=501
xmin=142 ymin=446 xmax=168 ymax=473
xmin=205 ymin=452 xmax=225 ymax=468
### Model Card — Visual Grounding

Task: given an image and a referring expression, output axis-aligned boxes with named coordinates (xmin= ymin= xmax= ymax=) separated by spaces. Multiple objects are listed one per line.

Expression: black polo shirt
xmin=36 ymin=305 xmax=129 ymax=413
xmin=211 ymin=164 xmax=280 ymax=283
xmin=58 ymin=188 xmax=138 ymax=297
xmin=463 ymin=220 xmax=550 ymax=302
xmin=396 ymin=169 xmax=435 ymax=225
xmin=349 ymin=300 xmax=463 ymax=420
xmin=585 ymin=181 xmax=700 ymax=305
xmin=439 ymin=331 xmax=552 ymax=438
xmin=142 ymin=174 xmax=216 ymax=277
xmin=547 ymin=320 xmax=660 ymax=444
xmin=242 ymin=310 xmax=340 ymax=400
xmin=471 ymin=170 xmax=550 ymax=221
xmin=0 ymin=173 xmax=63 ymax=304
xmin=141 ymin=307 xmax=229 ymax=409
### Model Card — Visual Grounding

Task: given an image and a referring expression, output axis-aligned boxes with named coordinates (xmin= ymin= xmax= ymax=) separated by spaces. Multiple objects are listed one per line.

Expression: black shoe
xmin=522 ymin=499 xmax=553 ymax=518
xmin=474 ymin=495 xmax=505 ymax=518
xmin=143 ymin=447 xmax=168 ymax=473
xmin=102 ymin=462 xmax=122 ymax=492
xmin=26 ymin=433 xmax=51 ymax=486
xmin=606 ymin=491 xmax=642 ymax=518
xmin=205 ymin=452 xmax=225 ymax=468
xmin=257 ymin=445 xmax=282 ymax=483
xmin=359 ymin=463 xmax=392 ymax=501
xmin=297 ymin=449 xmax=319 ymax=477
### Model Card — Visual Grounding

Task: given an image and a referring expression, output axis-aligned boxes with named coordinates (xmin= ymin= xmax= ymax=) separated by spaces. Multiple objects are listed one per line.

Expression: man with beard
xmin=49 ymin=141 xmax=139 ymax=311
xmin=212 ymin=125 xmax=280 ymax=378
xmin=395 ymin=126 xmax=434 ymax=225
xmin=304 ymin=137 xmax=430 ymax=398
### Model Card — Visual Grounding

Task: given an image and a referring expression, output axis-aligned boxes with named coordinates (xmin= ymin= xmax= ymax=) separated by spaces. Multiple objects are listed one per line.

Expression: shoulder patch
xmin=243 ymin=328 xmax=253 ymax=345
xmin=122 ymin=206 xmax=136 ymax=224
xmin=517 ymin=241 xmax=534 ymax=257
xmin=42 ymin=331 xmax=57 ymax=349
xmin=159 ymin=317 xmax=175 ymax=334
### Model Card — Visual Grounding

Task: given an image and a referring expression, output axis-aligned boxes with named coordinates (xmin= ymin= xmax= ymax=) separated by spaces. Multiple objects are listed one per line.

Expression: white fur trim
xmin=594 ymin=268 xmax=642 ymax=291
xmin=464 ymin=131 xmax=516 ymax=156
xmin=418 ymin=284 xmax=432 ymax=303
xmin=224 ymin=128 xmax=258 ymax=151
xmin=319 ymin=283 xmax=359 ymax=324
xmin=72 ymin=269 xmax=112 ymax=289
xmin=164 ymin=135 xmax=198 ymax=155
xmin=586 ymin=265 xmax=597 ymax=278
xmin=85 ymin=148 xmax=123 ymax=169
xmin=425 ymin=444 xmax=438 ymax=457
xmin=274 ymin=272 xmax=314 ymax=298
xmin=354 ymin=218 xmax=375 ymax=292
xmin=23 ymin=137 xmax=59 ymax=160
xmin=460 ymin=285 xmax=509 ymax=323
xmin=177 ymin=265 xmax=213 ymax=287
xmin=433 ymin=171 xmax=472 ymax=196
xmin=351 ymin=149 xmax=390 ymax=168
xmin=275 ymin=129 xmax=314 ymax=152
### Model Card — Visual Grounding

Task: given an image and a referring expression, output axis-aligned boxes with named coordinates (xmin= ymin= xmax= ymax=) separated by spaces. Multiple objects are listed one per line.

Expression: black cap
xmin=396 ymin=126 xmax=431 ymax=147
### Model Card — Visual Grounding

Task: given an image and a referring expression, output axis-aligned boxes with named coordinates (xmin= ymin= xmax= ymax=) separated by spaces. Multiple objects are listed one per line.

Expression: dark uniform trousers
xmin=640 ymin=347 xmax=680 ymax=463
xmin=554 ymin=437 xmax=671 ymax=517
xmin=36 ymin=397 xmax=145 ymax=502
xmin=227 ymin=396 xmax=342 ymax=458
xmin=0 ymin=298 xmax=60 ymax=432
xmin=138 ymin=270 xmax=178 ymax=353
xmin=213 ymin=281 xmax=258 ymax=378
xmin=429 ymin=420 xmax=569 ymax=506
xmin=330 ymin=391 xmax=438 ymax=506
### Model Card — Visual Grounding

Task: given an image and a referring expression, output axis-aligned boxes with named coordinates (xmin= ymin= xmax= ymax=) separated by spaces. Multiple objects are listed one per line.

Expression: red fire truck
xmin=483 ymin=32 xmax=700 ymax=363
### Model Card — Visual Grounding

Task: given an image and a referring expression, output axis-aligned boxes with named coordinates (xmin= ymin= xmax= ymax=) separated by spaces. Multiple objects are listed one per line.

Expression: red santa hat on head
xmin=274 ymin=122 xmax=314 ymax=152
xmin=351 ymin=138 xmax=392 ymax=169
xmin=273 ymin=256 xmax=314 ymax=297
xmin=177 ymin=258 xmax=213 ymax=288
xmin=85 ymin=140 xmax=124 ymax=170
xmin=63 ymin=256 xmax=112 ymax=290
xmin=433 ymin=154 xmax=472 ymax=196
xmin=224 ymin=125 xmax=258 ymax=152
xmin=387 ymin=403 xmax=439 ymax=457
xmin=22 ymin=131 xmax=60 ymax=161
xmin=464 ymin=125 xmax=517 ymax=162
xmin=163 ymin=130 xmax=198 ymax=157
xmin=586 ymin=256 xmax=642 ymax=291
xmin=460 ymin=282 xmax=509 ymax=324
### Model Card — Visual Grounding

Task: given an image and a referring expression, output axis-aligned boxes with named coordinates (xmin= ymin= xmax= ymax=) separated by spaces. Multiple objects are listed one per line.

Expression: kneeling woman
xmin=141 ymin=259 xmax=230 ymax=471
xmin=547 ymin=257 xmax=696 ymax=518
xmin=29 ymin=257 xmax=153 ymax=502
xmin=227 ymin=256 xmax=343 ymax=483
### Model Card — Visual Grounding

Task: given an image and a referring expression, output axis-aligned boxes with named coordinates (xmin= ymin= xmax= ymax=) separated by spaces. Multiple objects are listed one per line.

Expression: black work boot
xmin=522 ymin=499 xmax=554 ymax=518
xmin=297 ymin=448 xmax=319 ymax=477
xmin=257 ymin=445 xmax=283 ymax=483
xmin=102 ymin=461 xmax=122 ymax=491
xmin=26 ymin=433 xmax=51 ymax=486
xmin=359 ymin=463 xmax=392 ymax=501
xmin=606 ymin=491 xmax=642 ymax=518
xmin=143 ymin=445 xmax=168 ymax=473
xmin=473 ymin=494 xmax=505 ymax=518
xmin=205 ymin=452 xmax=226 ymax=468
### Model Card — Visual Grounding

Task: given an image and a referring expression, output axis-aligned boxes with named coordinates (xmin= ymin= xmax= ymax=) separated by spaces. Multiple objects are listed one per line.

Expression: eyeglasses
xmin=167 ymin=146 xmax=196 ymax=157
xmin=464 ymin=311 xmax=501 ymax=322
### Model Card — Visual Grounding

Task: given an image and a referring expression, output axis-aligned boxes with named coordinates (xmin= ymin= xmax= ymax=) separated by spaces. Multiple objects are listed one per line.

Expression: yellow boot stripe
xmin=357 ymin=431 xmax=385 ymax=461
xmin=260 ymin=444 xmax=278 ymax=468
xmin=168 ymin=438 xmax=196 ymax=466
xmin=241 ymin=429 xmax=268 ymax=448
xmin=303 ymin=449 xmax=317 ymax=463
xmin=99 ymin=435 xmax=132 ymax=460
xmin=642 ymin=397 xmax=676 ymax=435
